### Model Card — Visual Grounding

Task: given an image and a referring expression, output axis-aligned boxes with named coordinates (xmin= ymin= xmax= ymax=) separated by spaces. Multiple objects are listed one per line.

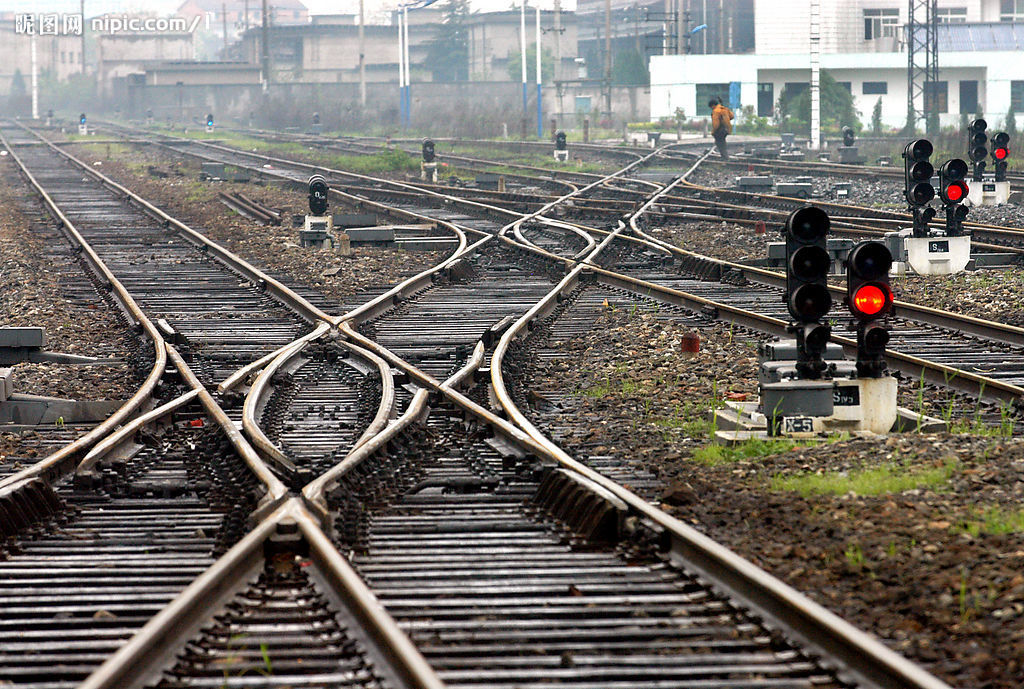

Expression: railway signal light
xmin=206 ymin=113 xmax=214 ymax=128
xmin=307 ymin=174 xmax=329 ymax=216
xmin=938 ymin=158 xmax=969 ymax=204
xmin=312 ymin=111 xmax=320 ymax=126
xmin=555 ymin=130 xmax=567 ymax=151
xmin=842 ymin=126 xmax=855 ymax=147
xmin=968 ymin=118 xmax=988 ymax=180
xmin=992 ymin=131 xmax=1009 ymax=182
xmin=422 ymin=138 xmax=435 ymax=163
xmin=79 ymin=113 xmax=86 ymax=125
xmin=903 ymin=139 xmax=936 ymax=236
xmin=846 ymin=241 xmax=893 ymax=378
xmin=785 ymin=206 xmax=832 ymax=378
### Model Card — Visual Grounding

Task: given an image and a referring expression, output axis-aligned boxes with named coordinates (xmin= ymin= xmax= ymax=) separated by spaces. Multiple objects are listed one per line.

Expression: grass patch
xmin=771 ymin=459 xmax=957 ymax=497
xmin=692 ymin=437 xmax=809 ymax=466
xmin=954 ymin=505 xmax=1024 ymax=537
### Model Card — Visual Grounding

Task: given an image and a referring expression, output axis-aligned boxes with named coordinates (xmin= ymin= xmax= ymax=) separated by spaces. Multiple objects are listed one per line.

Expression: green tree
xmin=1005 ymin=105 xmax=1018 ymax=138
xmin=610 ymin=48 xmax=648 ymax=85
xmin=424 ymin=0 xmax=469 ymax=82
xmin=778 ymin=72 xmax=858 ymax=134
xmin=872 ymin=98 xmax=883 ymax=135
xmin=506 ymin=44 xmax=554 ymax=83
xmin=901 ymin=104 xmax=917 ymax=136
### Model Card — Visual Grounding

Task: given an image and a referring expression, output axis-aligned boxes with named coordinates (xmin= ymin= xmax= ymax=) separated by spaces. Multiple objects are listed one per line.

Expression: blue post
xmin=536 ymin=84 xmax=542 ymax=138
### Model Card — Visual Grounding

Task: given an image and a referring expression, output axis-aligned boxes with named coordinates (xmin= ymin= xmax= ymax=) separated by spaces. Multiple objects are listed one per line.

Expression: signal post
xmin=746 ymin=207 xmax=898 ymax=438
xmin=421 ymin=138 xmax=437 ymax=183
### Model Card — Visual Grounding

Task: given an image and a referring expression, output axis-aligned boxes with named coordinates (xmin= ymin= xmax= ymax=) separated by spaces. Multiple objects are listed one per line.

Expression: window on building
xmin=924 ymin=81 xmax=949 ymax=113
xmin=1011 ymin=81 xmax=1024 ymax=110
xmin=757 ymin=82 xmax=774 ymax=117
xmin=864 ymin=8 xmax=900 ymax=40
xmin=960 ymin=80 xmax=978 ymax=113
xmin=938 ymin=7 xmax=968 ymax=22
xmin=696 ymin=83 xmax=730 ymax=115
xmin=575 ymin=96 xmax=592 ymax=113
xmin=837 ymin=81 xmax=852 ymax=93
xmin=60 ymin=51 xmax=65 ymax=64
xmin=863 ymin=81 xmax=888 ymax=95
xmin=1001 ymin=0 xmax=1024 ymax=21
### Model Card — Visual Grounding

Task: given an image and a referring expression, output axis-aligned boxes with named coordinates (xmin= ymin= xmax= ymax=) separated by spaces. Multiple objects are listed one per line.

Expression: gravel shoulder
xmin=515 ymin=303 xmax=1023 ymax=689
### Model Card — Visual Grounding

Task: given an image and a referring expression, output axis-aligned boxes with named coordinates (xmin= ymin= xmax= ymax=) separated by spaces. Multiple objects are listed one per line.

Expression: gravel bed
xmin=66 ymin=142 xmax=448 ymax=311
xmin=645 ymin=216 xmax=1024 ymax=326
xmin=518 ymin=303 xmax=1024 ymax=689
xmin=689 ymin=158 xmax=1024 ymax=227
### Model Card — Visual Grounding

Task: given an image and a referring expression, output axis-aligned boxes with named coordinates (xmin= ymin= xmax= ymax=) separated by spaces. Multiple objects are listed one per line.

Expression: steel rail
xmin=487 ymin=165 xmax=956 ymax=689
xmin=20 ymin=123 xmax=335 ymax=326
xmin=79 ymin=498 xmax=446 ymax=689
xmin=0 ymin=127 xmax=167 ymax=489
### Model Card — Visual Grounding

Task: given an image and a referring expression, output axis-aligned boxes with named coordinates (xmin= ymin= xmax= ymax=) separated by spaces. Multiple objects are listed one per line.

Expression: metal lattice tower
xmin=907 ymin=0 xmax=938 ymax=131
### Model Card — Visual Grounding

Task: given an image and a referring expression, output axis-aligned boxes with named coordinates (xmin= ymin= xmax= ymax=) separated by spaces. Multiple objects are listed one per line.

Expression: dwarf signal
xmin=206 ymin=113 xmax=214 ymax=132
xmin=992 ymin=131 xmax=1009 ymax=182
xmin=968 ymin=118 xmax=987 ymax=181
xmin=842 ymin=126 xmax=855 ymax=147
xmin=903 ymin=139 xmax=936 ymax=236
xmin=307 ymin=174 xmax=329 ymax=216
xmin=554 ymin=130 xmax=568 ymax=162
xmin=784 ymin=206 xmax=832 ymax=379
xmin=846 ymin=241 xmax=893 ymax=377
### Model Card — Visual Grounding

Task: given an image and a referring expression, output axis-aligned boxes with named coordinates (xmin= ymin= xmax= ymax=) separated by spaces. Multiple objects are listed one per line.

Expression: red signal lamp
xmin=851 ymin=284 xmax=891 ymax=317
xmin=943 ymin=180 xmax=968 ymax=203
xmin=995 ymin=147 xmax=1008 ymax=160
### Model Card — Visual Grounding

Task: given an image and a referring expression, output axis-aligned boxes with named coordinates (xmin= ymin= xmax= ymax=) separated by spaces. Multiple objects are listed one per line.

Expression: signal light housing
xmin=842 ymin=126 xmax=855 ymax=147
xmin=79 ymin=113 xmax=86 ymax=125
xmin=968 ymin=118 xmax=988 ymax=180
xmin=555 ymin=130 xmax=567 ymax=151
xmin=785 ymin=206 xmax=832 ymax=379
xmin=307 ymin=174 xmax=329 ymax=216
xmin=938 ymin=158 xmax=969 ymax=204
xmin=903 ymin=139 xmax=934 ymax=207
xmin=846 ymin=241 xmax=893 ymax=378
xmin=206 ymin=113 xmax=214 ymax=127
xmin=422 ymin=138 xmax=435 ymax=163
xmin=312 ymin=111 xmax=320 ymax=125
xmin=992 ymin=131 xmax=1010 ymax=182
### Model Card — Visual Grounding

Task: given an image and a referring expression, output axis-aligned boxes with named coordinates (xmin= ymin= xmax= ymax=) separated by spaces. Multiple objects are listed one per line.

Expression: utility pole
xmin=261 ymin=0 xmax=270 ymax=90
xmin=604 ymin=0 xmax=612 ymax=120
xmin=359 ymin=0 xmax=366 ymax=106
xmin=520 ymin=0 xmax=528 ymax=115
xmin=810 ymin=0 xmax=820 ymax=149
xmin=553 ymin=0 xmax=561 ymax=81
xmin=536 ymin=5 xmax=542 ymax=138
xmin=80 ymin=0 xmax=86 ymax=74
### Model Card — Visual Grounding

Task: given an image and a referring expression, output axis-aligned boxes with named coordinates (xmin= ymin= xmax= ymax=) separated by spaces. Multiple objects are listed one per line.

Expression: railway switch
xmin=421 ymin=138 xmax=438 ymax=183
xmin=784 ymin=206 xmax=832 ymax=379
xmin=968 ymin=118 xmax=988 ymax=181
xmin=554 ymin=131 xmax=568 ymax=162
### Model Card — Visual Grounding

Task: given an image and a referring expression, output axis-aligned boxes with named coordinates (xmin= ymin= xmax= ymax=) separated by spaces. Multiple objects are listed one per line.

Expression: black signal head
xmin=939 ymin=158 xmax=969 ymax=181
xmin=993 ymin=131 xmax=1010 ymax=147
xmin=848 ymin=240 xmax=892 ymax=280
xmin=903 ymin=139 xmax=933 ymax=161
xmin=307 ymin=174 xmax=329 ymax=216
xmin=842 ymin=126 xmax=855 ymax=147
xmin=785 ymin=206 xmax=830 ymax=242
xmin=969 ymin=118 xmax=987 ymax=133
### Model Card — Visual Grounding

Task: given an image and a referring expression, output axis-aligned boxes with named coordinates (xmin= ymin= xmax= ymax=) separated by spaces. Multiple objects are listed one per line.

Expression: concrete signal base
xmin=78 ymin=124 xmax=88 ymax=136
xmin=966 ymin=179 xmax=1011 ymax=206
xmin=554 ymin=150 xmax=568 ymax=162
xmin=904 ymin=235 xmax=971 ymax=275
xmin=421 ymin=162 xmax=438 ymax=183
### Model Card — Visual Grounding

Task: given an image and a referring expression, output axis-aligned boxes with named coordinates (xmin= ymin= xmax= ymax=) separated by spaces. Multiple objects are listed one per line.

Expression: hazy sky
xmin=0 ymin=0 xmax=576 ymax=15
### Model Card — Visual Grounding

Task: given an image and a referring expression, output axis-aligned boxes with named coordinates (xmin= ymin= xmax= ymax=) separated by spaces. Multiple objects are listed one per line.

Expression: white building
xmin=650 ymin=0 xmax=1024 ymax=129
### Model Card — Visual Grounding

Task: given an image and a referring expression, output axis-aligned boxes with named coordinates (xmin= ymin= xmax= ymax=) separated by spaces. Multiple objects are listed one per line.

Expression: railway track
xmin=0 ymin=119 xmax=961 ymax=687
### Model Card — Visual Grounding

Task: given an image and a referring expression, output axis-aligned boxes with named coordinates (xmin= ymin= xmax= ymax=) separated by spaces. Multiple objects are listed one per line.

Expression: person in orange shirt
xmin=709 ymin=98 xmax=734 ymax=159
